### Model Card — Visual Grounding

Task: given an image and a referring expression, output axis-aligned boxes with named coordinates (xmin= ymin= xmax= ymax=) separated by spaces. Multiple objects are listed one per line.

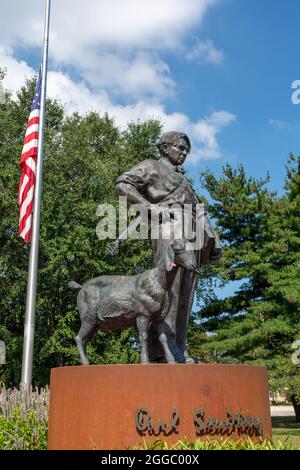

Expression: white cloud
xmin=0 ymin=0 xmax=236 ymax=163
xmin=185 ymin=39 xmax=224 ymax=64
xmin=0 ymin=46 xmax=35 ymax=95
xmin=81 ymin=52 xmax=176 ymax=100
xmin=1 ymin=49 xmax=235 ymax=162
xmin=270 ymin=119 xmax=288 ymax=130
xmin=189 ymin=111 xmax=236 ymax=161
xmin=0 ymin=0 xmax=219 ymax=100
xmin=0 ymin=0 xmax=218 ymax=51
xmin=47 ymin=71 xmax=236 ymax=162
xmin=269 ymin=119 xmax=300 ymax=131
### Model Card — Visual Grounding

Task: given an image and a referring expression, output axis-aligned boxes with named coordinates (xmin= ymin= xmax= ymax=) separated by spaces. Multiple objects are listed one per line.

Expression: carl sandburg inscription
xmin=135 ymin=407 xmax=264 ymax=437
xmin=193 ymin=409 xmax=263 ymax=437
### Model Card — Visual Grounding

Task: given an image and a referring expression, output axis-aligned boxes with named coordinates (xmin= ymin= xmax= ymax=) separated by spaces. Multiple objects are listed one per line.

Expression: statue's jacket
xmin=116 ymin=158 xmax=199 ymax=206
xmin=116 ymin=158 xmax=221 ymax=265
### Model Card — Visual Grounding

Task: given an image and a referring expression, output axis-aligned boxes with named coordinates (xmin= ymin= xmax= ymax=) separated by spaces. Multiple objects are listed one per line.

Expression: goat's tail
xmin=68 ymin=280 xmax=82 ymax=290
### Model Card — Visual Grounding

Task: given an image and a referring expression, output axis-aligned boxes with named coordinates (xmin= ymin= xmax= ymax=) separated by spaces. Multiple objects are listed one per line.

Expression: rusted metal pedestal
xmin=48 ymin=364 xmax=271 ymax=450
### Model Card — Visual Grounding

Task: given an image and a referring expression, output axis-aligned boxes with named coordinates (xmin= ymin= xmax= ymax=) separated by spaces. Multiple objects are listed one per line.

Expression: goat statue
xmin=69 ymin=239 xmax=199 ymax=365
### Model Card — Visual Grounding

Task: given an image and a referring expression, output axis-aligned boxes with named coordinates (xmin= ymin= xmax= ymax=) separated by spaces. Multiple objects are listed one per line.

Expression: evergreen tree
xmin=193 ymin=161 xmax=300 ymax=421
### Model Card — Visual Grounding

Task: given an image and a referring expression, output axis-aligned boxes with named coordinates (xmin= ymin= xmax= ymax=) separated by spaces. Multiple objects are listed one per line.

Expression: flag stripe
xmin=25 ymin=124 xmax=39 ymax=137
xmin=24 ymin=156 xmax=36 ymax=174
xmin=20 ymin=214 xmax=33 ymax=242
xmin=22 ymin=139 xmax=39 ymax=154
xmin=18 ymin=68 xmax=41 ymax=244
xmin=27 ymin=116 xmax=40 ymax=129
xmin=20 ymin=149 xmax=38 ymax=167
xmin=24 ymin=131 xmax=39 ymax=144
xmin=19 ymin=174 xmax=29 ymax=205
xmin=19 ymin=185 xmax=34 ymax=222
xmin=29 ymin=109 xmax=40 ymax=118
xmin=19 ymin=203 xmax=33 ymax=232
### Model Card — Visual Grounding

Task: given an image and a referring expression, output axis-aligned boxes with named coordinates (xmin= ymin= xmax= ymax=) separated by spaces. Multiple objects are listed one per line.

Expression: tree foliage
xmin=193 ymin=159 xmax=300 ymax=419
xmin=0 ymin=71 xmax=161 ymax=385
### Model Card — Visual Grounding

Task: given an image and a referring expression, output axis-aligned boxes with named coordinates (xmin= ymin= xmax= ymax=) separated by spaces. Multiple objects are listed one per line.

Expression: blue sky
xmin=1 ymin=0 xmax=299 ymax=197
xmin=182 ymin=0 xmax=300 ymax=195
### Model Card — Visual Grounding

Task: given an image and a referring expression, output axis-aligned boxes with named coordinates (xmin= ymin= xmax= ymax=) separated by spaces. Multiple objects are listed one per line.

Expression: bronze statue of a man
xmin=116 ymin=131 xmax=221 ymax=363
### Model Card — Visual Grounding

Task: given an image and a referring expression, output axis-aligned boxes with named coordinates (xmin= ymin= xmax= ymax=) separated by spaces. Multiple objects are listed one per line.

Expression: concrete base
xmin=48 ymin=364 xmax=271 ymax=450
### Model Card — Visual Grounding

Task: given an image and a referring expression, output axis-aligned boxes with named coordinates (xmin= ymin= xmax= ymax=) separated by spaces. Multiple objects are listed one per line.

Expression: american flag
xmin=18 ymin=68 xmax=42 ymax=243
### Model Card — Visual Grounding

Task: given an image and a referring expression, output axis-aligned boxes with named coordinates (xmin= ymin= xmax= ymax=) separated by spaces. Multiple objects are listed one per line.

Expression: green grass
xmin=138 ymin=437 xmax=294 ymax=450
xmin=272 ymin=416 xmax=300 ymax=450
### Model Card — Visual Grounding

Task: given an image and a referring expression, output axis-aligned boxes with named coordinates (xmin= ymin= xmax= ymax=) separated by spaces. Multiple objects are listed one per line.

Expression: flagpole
xmin=21 ymin=0 xmax=51 ymax=386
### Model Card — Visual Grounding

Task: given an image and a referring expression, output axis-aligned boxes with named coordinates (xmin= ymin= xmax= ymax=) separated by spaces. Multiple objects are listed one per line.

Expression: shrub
xmin=0 ymin=384 xmax=48 ymax=450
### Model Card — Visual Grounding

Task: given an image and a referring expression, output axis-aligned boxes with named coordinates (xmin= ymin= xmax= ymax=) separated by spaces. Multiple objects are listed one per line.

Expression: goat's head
xmin=165 ymin=239 xmax=199 ymax=274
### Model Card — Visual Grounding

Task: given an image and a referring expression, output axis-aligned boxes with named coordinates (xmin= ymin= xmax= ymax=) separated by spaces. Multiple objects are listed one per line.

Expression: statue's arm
xmin=116 ymin=182 xmax=151 ymax=209
xmin=115 ymin=160 xmax=155 ymax=208
xmin=110 ymin=167 xmax=152 ymax=255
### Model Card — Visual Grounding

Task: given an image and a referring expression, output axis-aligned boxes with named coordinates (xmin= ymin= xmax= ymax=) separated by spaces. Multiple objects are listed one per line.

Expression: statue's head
xmin=157 ymin=131 xmax=191 ymax=166
xmin=165 ymin=239 xmax=198 ymax=273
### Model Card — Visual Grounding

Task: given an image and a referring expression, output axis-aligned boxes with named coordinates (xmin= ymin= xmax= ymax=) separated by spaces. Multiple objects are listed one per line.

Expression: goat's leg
xmin=136 ymin=316 xmax=149 ymax=364
xmin=76 ymin=320 xmax=98 ymax=365
xmin=157 ymin=324 xmax=176 ymax=364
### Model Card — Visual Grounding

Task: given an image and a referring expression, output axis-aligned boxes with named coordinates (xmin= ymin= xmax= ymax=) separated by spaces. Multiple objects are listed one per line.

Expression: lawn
xmin=272 ymin=416 xmax=300 ymax=450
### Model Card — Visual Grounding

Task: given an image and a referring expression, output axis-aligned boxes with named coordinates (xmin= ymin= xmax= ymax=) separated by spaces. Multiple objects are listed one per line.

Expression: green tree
xmin=193 ymin=161 xmax=300 ymax=421
xmin=0 ymin=72 xmax=161 ymax=385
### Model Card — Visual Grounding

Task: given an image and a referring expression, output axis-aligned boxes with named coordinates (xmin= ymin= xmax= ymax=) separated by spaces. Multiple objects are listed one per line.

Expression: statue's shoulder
xmin=116 ymin=159 xmax=159 ymax=185
xmin=141 ymin=158 xmax=169 ymax=171
xmin=120 ymin=158 xmax=156 ymax=172
xmin=130 ymin=158 xmax=161 ymax=174
xmin=137 ymin=158 xmax=159 ymax=168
